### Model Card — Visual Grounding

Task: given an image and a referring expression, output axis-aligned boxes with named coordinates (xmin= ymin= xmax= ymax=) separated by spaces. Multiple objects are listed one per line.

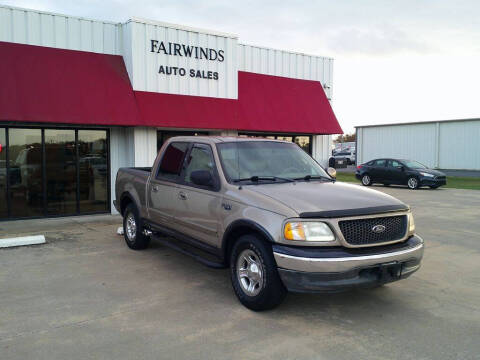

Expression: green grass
xmin=334 ymin=172 xmax=480 ymax=190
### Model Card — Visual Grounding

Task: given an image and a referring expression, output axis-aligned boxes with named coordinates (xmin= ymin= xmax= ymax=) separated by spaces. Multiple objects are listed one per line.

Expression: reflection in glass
xmin=45 ymin=130 xmax=77 ymax=215
xmin=0 ymin=129 xmax=6 ymax=217
xmin=78 ymin=130 xmax=108 ymax=212
xmin=9 ymin=128 xmax=43 ymax=217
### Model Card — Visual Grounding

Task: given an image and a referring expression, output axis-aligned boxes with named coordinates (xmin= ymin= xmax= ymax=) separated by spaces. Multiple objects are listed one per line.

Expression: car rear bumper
xmin=273 ymin=235 xmax=424 ymax=293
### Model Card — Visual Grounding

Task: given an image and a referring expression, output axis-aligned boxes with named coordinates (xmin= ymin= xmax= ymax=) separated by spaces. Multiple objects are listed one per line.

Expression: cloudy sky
xmin=3 ymin=0 xmax=480 ymax=133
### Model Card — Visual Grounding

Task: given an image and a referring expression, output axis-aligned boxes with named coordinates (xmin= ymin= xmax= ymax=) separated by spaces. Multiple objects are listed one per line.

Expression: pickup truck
xmin=114 ymin=136 xmax=424 ymax=311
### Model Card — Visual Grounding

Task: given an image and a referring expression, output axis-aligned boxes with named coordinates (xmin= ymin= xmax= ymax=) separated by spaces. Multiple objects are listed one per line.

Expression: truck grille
xmin=339 ymin=215 xmax=407 ymax=246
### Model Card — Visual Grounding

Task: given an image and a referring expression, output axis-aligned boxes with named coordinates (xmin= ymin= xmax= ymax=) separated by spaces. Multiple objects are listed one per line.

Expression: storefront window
xmin=78 ymin=130 xmax=108 ymax=213
xmin=9 ymin=128 xmax=43 ymax=218
xmin=157 ymin=131 xmax=208 ymax=151
xmin=0 ymin=129 xmax=6 ymax=218
xmin=294 ymin=136 xmax=311 ymax=154
xmin=0 ymin=127 xmax=109 ymax=220
xmin=45 ymin=130 xmax=77 ymax=215
xmin=238 ymin=133 xmax=312 ymax=155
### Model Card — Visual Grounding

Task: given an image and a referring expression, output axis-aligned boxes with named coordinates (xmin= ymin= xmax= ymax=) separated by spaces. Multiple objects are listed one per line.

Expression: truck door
xmin=148 ymin=142 xmax=190 ymax=227
xmin=171 ymin=143 xmax=222 ymax=248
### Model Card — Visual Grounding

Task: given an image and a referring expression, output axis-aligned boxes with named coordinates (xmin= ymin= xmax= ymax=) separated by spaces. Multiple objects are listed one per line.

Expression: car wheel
xmin=123 ymin=203 xmax=150 ymax=250
xmin=361 ymin=174 xmax=372 ymax=186
xmin=230 ymin=234 xmax=287 ymax=311
xmin=407 ymin=177 xmax=419 ymax=190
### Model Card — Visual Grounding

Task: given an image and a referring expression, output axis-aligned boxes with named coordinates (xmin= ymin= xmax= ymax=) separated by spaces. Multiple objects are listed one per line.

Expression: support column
xmin=312 ymin=135 xmax=332 ymax=167
xmin=109 ymin=127 xmax=157 ymax=214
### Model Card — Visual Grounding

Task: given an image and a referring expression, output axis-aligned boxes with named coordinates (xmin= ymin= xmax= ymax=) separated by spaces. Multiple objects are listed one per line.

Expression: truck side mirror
xmin=327 ymin=167 xmax=337 ymax=179
xmin=190 ymin=170 xmax=214 ymax=187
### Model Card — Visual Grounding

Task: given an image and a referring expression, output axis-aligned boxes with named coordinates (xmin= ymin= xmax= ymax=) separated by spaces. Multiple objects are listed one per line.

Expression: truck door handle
xmin=152 ymin=185 xmax=159 ymax=192
xmin=178 ymin=191 xmax=187 ymax=200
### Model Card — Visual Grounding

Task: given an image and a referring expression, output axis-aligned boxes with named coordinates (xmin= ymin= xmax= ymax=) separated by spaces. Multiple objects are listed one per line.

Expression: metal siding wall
xmin=0 ymin=5 xmax=121 ymax=55
xmin=312 ymin=135 xmax=332 ymax=167
xmin=237 ymin=44 xmax=333 ymax=99
xmin=359 ymin=124 xmax=437 ymax=167
xmin=127 ymin=21 xmax=237 ymax=99
xmin=438 ymin=120 xmax=480 ymax=170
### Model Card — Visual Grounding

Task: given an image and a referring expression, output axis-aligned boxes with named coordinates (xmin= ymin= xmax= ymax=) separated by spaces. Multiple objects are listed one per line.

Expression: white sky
xmin=3 ymin=0 xmax=480 ymax=134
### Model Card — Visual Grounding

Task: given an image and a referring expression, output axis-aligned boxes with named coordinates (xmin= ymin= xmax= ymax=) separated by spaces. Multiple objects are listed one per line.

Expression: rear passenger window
xmin=374 ymin=159 xmax=386 ymax=167
xmin=157 ymin=142 xmax=189 ymax=181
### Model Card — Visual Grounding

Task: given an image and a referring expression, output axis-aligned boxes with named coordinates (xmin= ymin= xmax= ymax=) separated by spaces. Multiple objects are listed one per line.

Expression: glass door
xmin=8 ymin=128 xmax=43 ymax=218
xmin=78 ymin=130 xmax=108 ymax=213
xmin=45 ymin=130 xmax=77 ymax=215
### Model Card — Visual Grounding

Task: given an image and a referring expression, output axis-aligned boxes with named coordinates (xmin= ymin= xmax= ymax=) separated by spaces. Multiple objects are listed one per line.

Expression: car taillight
xmin=357 ymin=165 xmax=363 ymax=170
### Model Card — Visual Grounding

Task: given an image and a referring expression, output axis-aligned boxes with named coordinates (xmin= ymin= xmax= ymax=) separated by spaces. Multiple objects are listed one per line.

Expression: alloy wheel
xmin=408 ymin=178 xmax=418 ymax=189
xmin=236 ymin=249 xmax=264 ymax=297
xmin=125 ymin=212 xmax=137 ymax=241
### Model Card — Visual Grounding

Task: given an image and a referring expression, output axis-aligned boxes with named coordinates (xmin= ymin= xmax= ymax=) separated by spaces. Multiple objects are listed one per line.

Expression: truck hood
xmin=246 ymin=181 xmax=408 ymax=217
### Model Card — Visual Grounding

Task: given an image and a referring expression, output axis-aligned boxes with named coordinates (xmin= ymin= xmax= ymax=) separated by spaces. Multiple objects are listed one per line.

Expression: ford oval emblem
xmin=372 ymin=225 xmax=386 ymax=233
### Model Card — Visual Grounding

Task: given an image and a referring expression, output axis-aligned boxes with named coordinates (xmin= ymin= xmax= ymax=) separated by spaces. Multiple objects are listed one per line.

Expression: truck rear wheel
xmin=230 ymin=234 xmax=286 ymax=311
xmin=123 ymin=203 xmax=150 ymax=250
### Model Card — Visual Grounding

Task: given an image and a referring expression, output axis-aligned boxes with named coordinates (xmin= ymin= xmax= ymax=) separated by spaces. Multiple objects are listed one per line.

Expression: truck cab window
xmin=183 ymin=145 xmax=215 ymax=184
xmin=157 ymin=142 xmax=189 ymax=181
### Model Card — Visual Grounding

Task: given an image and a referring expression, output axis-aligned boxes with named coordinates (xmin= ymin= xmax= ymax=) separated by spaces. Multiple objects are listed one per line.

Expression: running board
xmin=152 ymin=234 xmax=226 ymax=269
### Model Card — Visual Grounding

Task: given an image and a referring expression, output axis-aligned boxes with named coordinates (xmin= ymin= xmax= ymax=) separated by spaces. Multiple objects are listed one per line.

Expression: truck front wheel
xmin=123 ymin=203 xmax=150 ymax=250
xmin=230 ymin=234 xmax=286 ymax=311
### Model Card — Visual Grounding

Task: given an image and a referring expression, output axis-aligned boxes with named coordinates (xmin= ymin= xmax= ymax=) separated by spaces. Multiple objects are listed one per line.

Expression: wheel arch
xmin=221 ymin=220 xmax=275 ymax=266
xmin=119 ymin=192 xmax=135 ymax=216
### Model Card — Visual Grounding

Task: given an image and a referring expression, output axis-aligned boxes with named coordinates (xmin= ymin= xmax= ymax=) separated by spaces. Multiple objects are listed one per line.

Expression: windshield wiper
xmin=294 ymin=175 xmax=335 ymax=182
xmin=233 ymin=175 xmax=295 ymax=183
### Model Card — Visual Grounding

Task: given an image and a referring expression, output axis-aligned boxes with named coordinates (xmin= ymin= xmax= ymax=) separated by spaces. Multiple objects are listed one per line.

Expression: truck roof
xmin=166 ymin=136 xmax=293 ymax=144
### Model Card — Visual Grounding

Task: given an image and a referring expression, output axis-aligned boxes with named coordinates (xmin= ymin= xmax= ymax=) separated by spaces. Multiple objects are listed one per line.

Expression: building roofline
xmin=238 ymin=42 xmax=334 ymax=61
xmin=127 ymin=17 xmax=238 ymax=39
xmin=355 ymin=117 xmax=480 ymax=129
xmin=0 ymin=3 xmax=120 ymax=26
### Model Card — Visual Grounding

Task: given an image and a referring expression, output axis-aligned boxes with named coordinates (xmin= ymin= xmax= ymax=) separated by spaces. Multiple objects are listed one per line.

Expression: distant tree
xmin=335 ymin=133 xmax=356 ymax=143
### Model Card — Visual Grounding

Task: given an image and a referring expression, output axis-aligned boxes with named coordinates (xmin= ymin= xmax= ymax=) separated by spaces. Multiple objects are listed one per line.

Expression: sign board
xmin=123 ymin=19 xmax=238 ymax=99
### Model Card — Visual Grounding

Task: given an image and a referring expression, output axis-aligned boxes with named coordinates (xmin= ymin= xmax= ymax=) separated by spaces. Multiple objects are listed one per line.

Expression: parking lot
xmin=0 ymin=186 xmax=479 ymax=360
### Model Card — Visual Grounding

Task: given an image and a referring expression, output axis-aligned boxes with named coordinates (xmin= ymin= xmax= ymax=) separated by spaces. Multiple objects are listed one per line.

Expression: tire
xmin=123 ymin=203 xmax=150 ymax=250
xmin=361 ymin=174 xmax=372 ymax=186
xmin=230 ymin=234 xmax=287 ymax=311
xmin=407 ymin=177 xmax=419 ymax=190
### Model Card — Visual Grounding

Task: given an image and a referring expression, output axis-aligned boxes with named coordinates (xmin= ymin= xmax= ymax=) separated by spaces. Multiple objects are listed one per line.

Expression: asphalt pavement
xmin=0 ymin=186 xmax=479 ymax=360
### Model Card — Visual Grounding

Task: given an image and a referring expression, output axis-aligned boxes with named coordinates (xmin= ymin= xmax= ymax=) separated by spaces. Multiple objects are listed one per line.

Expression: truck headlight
xmin=419 ymin=172 xmax=434 ymax=178
xmin=408 ymin=213 xmax=415 ymax=234
xmin=284 ymin=221 xmax=335 ymax=242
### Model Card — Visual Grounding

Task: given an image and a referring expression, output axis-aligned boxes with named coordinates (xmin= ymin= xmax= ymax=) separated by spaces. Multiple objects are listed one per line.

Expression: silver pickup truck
xmin=114 ymin=136 xmax=424 ymax=311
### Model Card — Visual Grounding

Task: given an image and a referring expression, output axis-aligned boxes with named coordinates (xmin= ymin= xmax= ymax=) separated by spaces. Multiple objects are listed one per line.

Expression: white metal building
xmin=0 ymin=4 xmax=342 ymax=220
xmin=356 ymin=118 xmax=480 ymax=170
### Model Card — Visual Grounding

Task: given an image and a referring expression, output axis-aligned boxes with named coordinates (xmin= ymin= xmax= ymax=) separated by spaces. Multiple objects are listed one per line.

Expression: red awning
xmin=0 ymin=41 xmax=141 ymax=126
xmin=237 ymin=72 xmax=342 ymax=134
xmin=0 ymin=41 xmax=342 ymax=134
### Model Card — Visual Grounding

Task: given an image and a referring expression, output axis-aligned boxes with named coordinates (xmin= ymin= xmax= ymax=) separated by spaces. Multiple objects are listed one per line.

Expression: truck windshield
xmin=216 ymin=141 xmax=330 ymax=183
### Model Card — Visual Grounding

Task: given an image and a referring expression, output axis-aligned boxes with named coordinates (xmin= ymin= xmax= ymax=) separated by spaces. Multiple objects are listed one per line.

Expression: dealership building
xmin=0 ymin=4 xmax=342 ymax=220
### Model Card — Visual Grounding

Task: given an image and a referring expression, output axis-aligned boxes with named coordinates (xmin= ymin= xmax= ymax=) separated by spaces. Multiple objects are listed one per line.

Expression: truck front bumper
xmin=273 ymin=235 xmax=424 ymax=293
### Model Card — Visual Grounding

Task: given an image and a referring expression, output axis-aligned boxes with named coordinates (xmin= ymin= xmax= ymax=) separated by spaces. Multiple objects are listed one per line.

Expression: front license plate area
xmin=378 ymin=262 xmax=402 ymax=282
